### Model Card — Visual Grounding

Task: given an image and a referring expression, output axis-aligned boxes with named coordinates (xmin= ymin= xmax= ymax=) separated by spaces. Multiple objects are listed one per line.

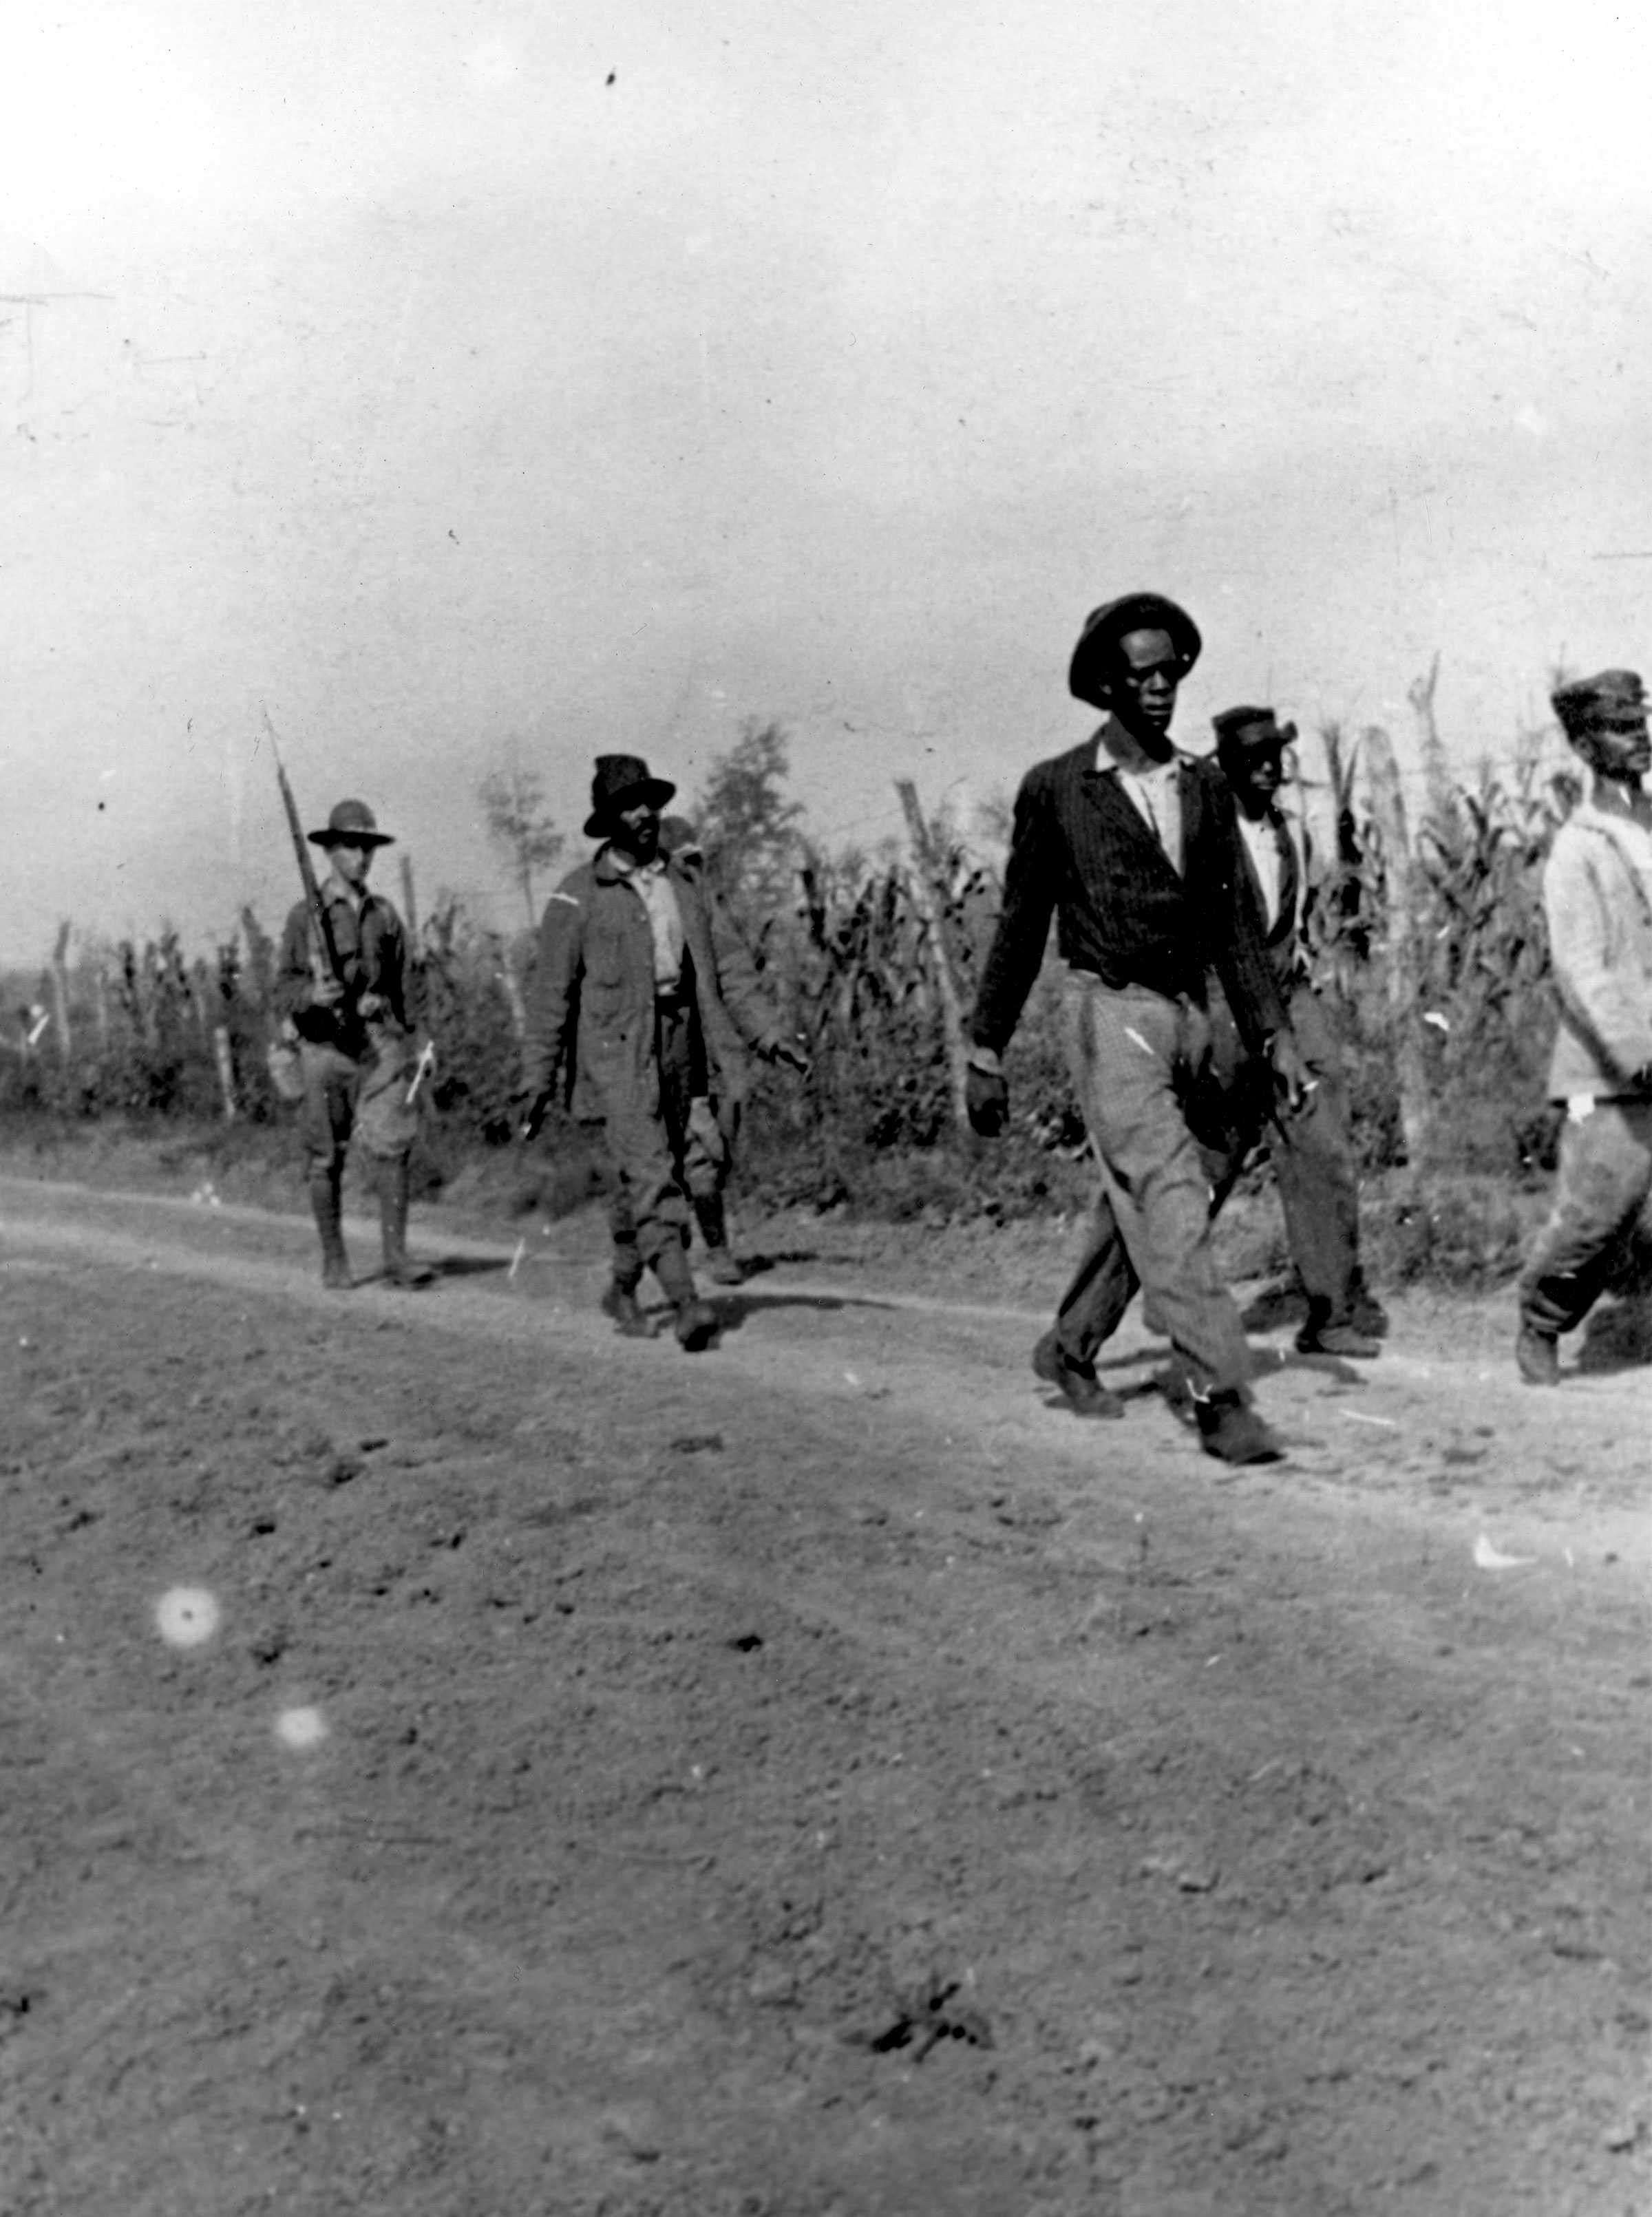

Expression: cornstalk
xmin=1363 ymin=725 xmax=1434 ymax=1163
xmin=893 ymin=780 xmax=970 ymax=1133
xmin=50 ymin=922 xmax=72 ymax=1061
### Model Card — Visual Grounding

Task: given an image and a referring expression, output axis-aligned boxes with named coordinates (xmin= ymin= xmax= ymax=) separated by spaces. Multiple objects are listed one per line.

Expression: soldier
xmin=966 ymin=593 xmax=1307 ymax=1465
xmin=1516 ymin=669 xmax=1652 ymax=1384
xmin=520 ymin=756 xmax=806 ymax=1350
xmin=273 ymin=798 xmax=433 ymax=1291
xmin=1205 ymin=705 xmax=1386 ymax=1357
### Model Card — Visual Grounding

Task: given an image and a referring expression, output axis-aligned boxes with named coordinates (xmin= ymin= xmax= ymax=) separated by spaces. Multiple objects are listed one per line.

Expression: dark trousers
xmin=1518 ymin=1100 xmax=1652 ymax=1337
xmin=603 ymin=999 xmax=723 ymax=1287
xmin=1210 ymin=978 xmax=1366 ymax=1328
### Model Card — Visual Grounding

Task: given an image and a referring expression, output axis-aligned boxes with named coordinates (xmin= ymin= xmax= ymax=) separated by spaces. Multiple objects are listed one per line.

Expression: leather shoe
xmin=600 ymin=1284 xmax=653 ymax=1338
xmin=1032 ymin=1330 xmax=1123 ymax=1419
xmin=674 ymin=1298 xmax=721 ymax=1353
xmin=1295 ymin=1319 xmax=1381 ymax=1359
xmin=1197 ymin=1396 xmax=1285 ymax=1465
xmin=701 ymin=1247 xmax=746 ymax=1287
xmin=1515 ymin=1323 xmax=1560 ymax=1387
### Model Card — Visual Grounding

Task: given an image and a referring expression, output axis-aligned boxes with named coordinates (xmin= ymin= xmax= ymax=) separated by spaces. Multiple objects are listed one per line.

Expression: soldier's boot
xmin=653 ymin=1238 xmax=719 ymax=1353
xmin=693 ymin=1194 xmax=745 ymax=1286
xmin=377 ymin=1158 xmax=434 ymax=1289
xmin=309 ymin=1170 xmax=352 ymax=1291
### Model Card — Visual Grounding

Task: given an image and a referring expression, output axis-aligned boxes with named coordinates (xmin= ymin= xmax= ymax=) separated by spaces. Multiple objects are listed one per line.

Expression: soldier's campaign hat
xmin=1212 ymin=704 xmax=1298 ymax=757
xmin=1069 ymin=592 xmax=1202 ymax=710
xmin=584 ymin=753 xmax=677 ymax=838
xmin=1551 ymin=669 xmax=1648 ymax=740
xmin=307 ymin=798 xmax=394 ymax=849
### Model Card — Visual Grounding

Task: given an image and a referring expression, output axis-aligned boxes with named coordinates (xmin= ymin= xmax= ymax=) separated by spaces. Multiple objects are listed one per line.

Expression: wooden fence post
xmin=893 ymin=780 xmax=971 ymax=1134
xmin=1362 ymin=725 xmax=1434 ymax=1164
xmin=212 ymin=1026 xmax=238 ymax=1121
xmin=50 ymin=922 xmax=72 ymax=1061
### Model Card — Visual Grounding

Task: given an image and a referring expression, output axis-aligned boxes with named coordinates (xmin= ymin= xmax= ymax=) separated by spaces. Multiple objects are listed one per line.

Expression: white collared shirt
xmin=1237 ymin=808 xmax=1304 ymax=931
xmin=613 ymin=854 xmax=686 ymax=990
xmin=1109 ymin=757 xmax=1183 ymax=875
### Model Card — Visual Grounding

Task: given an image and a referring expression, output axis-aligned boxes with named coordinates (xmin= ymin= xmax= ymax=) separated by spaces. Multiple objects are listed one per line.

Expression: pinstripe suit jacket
xmin=971 ymin=723 xmax=1289 ymax=1058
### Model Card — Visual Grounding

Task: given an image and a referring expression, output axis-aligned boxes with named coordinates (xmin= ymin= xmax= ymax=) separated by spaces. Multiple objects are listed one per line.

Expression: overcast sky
xmin=2 ymin=0 xmax=1649 ymax=959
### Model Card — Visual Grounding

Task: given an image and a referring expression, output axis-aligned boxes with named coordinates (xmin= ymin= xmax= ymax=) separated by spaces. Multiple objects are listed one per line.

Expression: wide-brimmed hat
xmin=1212 ymin=704 xmax=1298 ymax=756
xmin=1069 ymin=593 xmax=1202 ymax=710
xmin=584 ymin=753 xmax=677 ymax=838
xmin=1552 ymin=669 xmax=1648 ymax=740
xmin=307 ymin=798 xmax=394 ymax=849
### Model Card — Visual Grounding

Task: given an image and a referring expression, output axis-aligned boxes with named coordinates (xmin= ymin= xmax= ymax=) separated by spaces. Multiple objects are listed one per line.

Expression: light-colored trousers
xmin=1518 ymin=1099 xmax=1652 ymax=1337
xmin=1055 ymin=973 xmax=1255 ymax=1399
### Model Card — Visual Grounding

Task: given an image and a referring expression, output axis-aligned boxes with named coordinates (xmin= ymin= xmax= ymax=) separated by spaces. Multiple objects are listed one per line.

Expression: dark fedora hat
xmin=307 ymin=798 xmax=394 ymax=849
xmin=584 ymin=753 xmax=677 ymax=838
xmin=1069 ymin=593 xmax=1202 ymax=710
xmin=1212 ymin=704 xmax=1298 ymax=755
xmin=1552 ymin=668 xmax=1648 ymax=739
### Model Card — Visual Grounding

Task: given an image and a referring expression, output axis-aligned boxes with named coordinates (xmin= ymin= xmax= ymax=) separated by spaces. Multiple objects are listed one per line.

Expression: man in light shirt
xmin=1516 ymin=670 xmax=1652 ymax=1385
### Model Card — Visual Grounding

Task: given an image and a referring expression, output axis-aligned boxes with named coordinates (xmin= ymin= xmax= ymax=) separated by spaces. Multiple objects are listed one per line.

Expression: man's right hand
xmin=966 ymin=1064 xmax=1010 ymax=1138
xmin=308 ymin=975 xmax=345 ymax=1011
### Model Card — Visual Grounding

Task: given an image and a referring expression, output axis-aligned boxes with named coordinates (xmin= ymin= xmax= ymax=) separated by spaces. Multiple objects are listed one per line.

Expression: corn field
xmin=0 ymin=730 xmax=1576 ymax=1209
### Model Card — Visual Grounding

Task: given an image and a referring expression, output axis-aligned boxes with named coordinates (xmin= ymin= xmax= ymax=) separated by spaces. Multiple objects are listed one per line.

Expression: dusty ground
xmin=0 ymin=1153 xmax=1647 ymax=2217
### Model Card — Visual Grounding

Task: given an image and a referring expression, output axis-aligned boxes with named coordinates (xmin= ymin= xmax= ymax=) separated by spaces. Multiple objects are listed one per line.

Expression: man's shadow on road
xmin=712 ymin=1287 xmax=899 ymax=1339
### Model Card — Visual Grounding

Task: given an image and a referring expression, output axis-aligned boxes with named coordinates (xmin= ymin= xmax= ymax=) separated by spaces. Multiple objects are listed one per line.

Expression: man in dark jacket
xmin=966 ymin=593 xmax=1306 ymax=1465
xmin=1204 ymin=706 xmax=1385 ymax=1357
xmin=274 ymin=798 xmax=432 ymax=1291
xmin=657 ymin=816 xmax=782 ymax=1284
xmin=520 ymin=755 xmax=806 ymax=1350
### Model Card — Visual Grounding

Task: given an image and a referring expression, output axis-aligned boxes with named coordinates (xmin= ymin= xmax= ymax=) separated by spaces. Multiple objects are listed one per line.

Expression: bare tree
xmin=695 ymin=719 xmax=804 ymax=916
xmin=478 ymin=766 xmax=564 ymax=928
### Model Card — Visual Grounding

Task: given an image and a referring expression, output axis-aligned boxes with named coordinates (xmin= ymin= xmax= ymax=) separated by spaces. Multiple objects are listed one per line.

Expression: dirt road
xmin=0 ymin=1171 xmax=1646 ymax=2216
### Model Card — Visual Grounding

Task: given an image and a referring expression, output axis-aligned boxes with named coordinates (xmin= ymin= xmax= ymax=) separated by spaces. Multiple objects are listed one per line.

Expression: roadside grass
xmin=0 ymin=1107 xmax=1592 ymax=1310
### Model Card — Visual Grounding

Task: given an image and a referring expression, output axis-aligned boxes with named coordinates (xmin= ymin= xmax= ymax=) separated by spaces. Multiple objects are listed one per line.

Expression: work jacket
xmin=1542 ymin=800 xmax=1652 ymax=1101
xmin=521 ymin=847 xmax=787 ymax=1125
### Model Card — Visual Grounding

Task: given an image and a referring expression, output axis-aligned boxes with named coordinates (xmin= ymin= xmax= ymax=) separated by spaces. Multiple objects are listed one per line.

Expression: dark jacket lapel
xmin=1077 ymin=724 xmax=1186 ymax=881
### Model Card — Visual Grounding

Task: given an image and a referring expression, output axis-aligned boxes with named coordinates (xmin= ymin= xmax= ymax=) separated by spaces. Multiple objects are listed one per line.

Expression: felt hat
xmin=307 ymin=798 xmax=394 ymax=849
xmin=1212 ymin=704 xmax=1298 ymax=756
xmin=1069 ymin=593 xmax=1202 ymax=710
xmin=584 ymin=753 xmax=677 ymax=838
xmin=1551 ymin=669 xmax=1648 ymax=739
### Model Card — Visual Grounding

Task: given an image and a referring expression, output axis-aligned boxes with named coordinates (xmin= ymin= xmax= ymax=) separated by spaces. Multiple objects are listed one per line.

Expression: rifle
xmin=261 ymin=708 xmax=343 ymax=986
